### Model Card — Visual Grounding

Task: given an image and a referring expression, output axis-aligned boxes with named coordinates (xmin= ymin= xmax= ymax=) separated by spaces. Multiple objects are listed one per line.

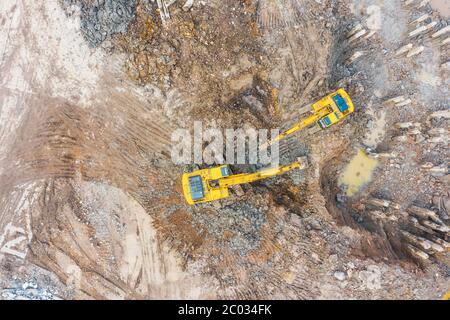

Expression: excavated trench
xmin=320 ymin=154 xmax=405 ymax=262
xmin=317 ymin=15 xmax=414 ymax=265
xmin=320 ymin=152 xmax=449 ymax=268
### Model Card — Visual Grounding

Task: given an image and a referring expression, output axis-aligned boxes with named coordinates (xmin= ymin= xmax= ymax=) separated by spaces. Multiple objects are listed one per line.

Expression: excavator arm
xmin=218 ymin=161 xmax=305 ymax=188
xmin=271 ymin=107 xmax=331 ymax=144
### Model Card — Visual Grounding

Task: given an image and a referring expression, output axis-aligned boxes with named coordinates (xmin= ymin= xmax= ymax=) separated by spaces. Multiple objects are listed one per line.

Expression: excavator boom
xmin=218 ymin=161 xmax=303 ymax=187
xmin=272 ymin=107 xmax=331 ymax=143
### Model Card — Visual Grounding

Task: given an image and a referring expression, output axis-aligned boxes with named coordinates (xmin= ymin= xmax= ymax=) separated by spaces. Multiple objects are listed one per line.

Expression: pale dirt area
xmin=0 ymin=0 xmax=205 ymax=299
xmin=0 ymin=0 xmax=449 ymax=299
xmin=430 ymin=0 xmax=450 ymax=18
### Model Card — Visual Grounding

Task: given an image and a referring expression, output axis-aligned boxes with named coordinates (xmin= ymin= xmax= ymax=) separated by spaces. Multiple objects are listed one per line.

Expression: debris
xmin=425 ymin=165 xmax=448 ymax=177
xmin=1 ymin=0 xmax=448 ymax=301
xmin=395 ymin=43 xmax=414 ymax=56
xmin=409 ymin=22 xmax=437 ymax=38
xmin=182 ymin=0 xmax=194 ymax=12
xmin=334 ymin=271 xmax=347 ymax=281
xmin=80 ymin=0 xmax=137 ymax=47
xmin=406 ymin=244 xmax=429 ymax=260
xmin=345 ymin=51 xmax=365 ymax=65
xmin=408 ymin=205 xmax=443 ymax=224
xmin=384 ymin=96 xmax=412 ymax=107
xmin=366 ymin=197 xmax=391 ymax=209
xmin=395 ymin=122 xmax=416 ymax=129
xmin=430 ymin=110 xmax=450 ymax=119
xmin=432 ymin=25 xmax=450 ymax=38
xmin=410 ymin=14 xmax=429 ymax=25
xmin=348 ymin=29 xmax=367 ymax=43
xmin=406 ymin=46 xmax=424 ymax=57
xmin=420 ymin=220 xmax=450 ymax=233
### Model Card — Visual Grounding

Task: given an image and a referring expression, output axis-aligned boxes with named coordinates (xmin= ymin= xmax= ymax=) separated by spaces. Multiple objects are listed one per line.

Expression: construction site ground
xmin=0 ymin=0 xmax=449 ymax=299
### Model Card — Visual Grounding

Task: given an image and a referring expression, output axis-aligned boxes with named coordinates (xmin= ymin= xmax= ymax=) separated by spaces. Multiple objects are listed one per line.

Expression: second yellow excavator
xmin=269 ymin=88 xmax=355 ymax=145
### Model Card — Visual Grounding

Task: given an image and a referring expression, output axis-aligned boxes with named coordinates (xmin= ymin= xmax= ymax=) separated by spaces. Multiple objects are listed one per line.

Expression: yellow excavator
xmin=182 ymin=160 xmax=306 ymax=205
xmin=268 ymin=88 xmax=355 ymax=145
xmin=181 ymin=89 xmax=355 ymax=205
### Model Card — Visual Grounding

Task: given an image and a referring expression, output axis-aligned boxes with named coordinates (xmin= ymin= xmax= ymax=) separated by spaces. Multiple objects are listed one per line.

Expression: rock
xmin=415 ymin=134 xmax=425 ymax=143
xmin=393 ymin=135 xmax=408 ymax=143
xmin=79 ymin=0 xmax=137 ymax=47
xmin=334 ymin=271 xmax=346 ymax=281
xmin=430 ymin=110 xmax=450 ymax=119
xmin=311 ymin=253 xmax=320 ymax=262
xmin=408 ymin=206 xmax=442 ymax=224
xmin=290 ymin=214 xmax=302 ymax=226
xmin=395 ymin=122 xmax=414 ymax=129
xmin=420 ymin=220 xmax=450 ymax=233
xmin=336 ymin=193 xmax=346 ymax=203
xmin=308 ymin=219 xmax=322 ymax=230
xmin=432 ymin=195 xmax=450 ymax=216
xmin=243 ymin=95 xmax=264 ymax=112
xmin=406 ymin=244 xmax=429 ymax=260
xmin=366 ymin=197 xmax=391 ymax=208
xmin=395 ymin=43 xmax=413 ymax=56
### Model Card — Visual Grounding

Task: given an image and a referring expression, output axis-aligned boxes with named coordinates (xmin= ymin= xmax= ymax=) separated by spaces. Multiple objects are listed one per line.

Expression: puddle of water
xmin=339 ymin=149 xmax=379 ymax=196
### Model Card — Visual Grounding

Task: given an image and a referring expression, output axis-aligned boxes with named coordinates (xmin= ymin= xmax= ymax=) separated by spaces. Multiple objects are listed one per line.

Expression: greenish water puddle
xmin=339 ymin=149 xmax=379 ymax=196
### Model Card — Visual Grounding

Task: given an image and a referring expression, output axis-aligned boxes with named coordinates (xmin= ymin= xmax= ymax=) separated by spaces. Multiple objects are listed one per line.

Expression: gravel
xmin=78 ymin=0 xmax=137 ymax=47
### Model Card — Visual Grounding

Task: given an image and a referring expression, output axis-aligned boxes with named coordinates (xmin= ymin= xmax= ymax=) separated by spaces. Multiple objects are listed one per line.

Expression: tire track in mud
xmin=0 ymin=88 xmax=173 ymax=192
xmin=0 ymin=0 xmax=205 ymax=299
xmin=257 ymin=0 xmax=311 ymax=30
xmin=0 ymin=61 xmax=179 ymax=298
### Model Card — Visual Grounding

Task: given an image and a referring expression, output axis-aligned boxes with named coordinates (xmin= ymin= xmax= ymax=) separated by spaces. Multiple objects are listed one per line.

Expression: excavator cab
xmin=182 ymin=165 xmax=232 ymax=205
xmin=315 ymin=89 xmax=354 ymax=129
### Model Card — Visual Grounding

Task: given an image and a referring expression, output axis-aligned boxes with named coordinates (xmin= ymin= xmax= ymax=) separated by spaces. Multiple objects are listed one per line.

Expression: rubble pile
xmin=194 ymin=202 xmax=266 ymax=256
xmin=62 ymin=0 xmax=138 ymax=47
xmin=1 ymin=281 xmax=60 ymax=300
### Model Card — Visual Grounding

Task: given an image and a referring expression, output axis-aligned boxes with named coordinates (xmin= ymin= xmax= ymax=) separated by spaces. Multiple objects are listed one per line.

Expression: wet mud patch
xmin=339 ymin=149 xmax=378 ymax=197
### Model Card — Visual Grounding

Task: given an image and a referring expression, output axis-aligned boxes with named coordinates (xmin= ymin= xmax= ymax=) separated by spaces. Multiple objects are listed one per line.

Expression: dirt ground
xmin=0 ymin=0 xmax=448 ymax=299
